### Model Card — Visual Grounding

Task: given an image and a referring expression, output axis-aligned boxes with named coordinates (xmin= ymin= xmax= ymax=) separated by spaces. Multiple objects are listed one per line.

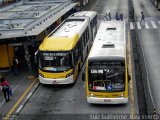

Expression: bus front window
xmin=88 ymin=60 xmax=125 ymax=92
xmin=39 ymin=52 xmax=72 ymax=72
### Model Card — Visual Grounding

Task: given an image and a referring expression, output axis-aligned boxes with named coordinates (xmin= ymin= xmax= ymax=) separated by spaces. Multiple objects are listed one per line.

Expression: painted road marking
xmin=91 ymin=0 xmax=100 ymax=10
xmin=15 ymin=82 xmax=40 ymax=114
xmin=130 ymin=22 xmax=134 ymax=29
xmin=26 ymin=92 xmax=32 ymax=100
xmin=16 ymin=105 xmax=23 ymax=113
xmin=128 ymin=31 xmax=135 ymax=118
xmin=145 ymin=22 xmax=149 ymax=29
xmin=5 ymin=78 xmax=37 ymax=120
xmin=137 ymin=22 xmax=141 ymax=29
xmin=151 ymin=21 xmax=157 ymax=28
xmin=83 ymin=83 xmax=85 ymax=88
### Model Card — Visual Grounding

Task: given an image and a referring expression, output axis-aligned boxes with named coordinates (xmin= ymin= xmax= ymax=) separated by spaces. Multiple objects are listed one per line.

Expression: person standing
xmin=120 ymin=13 xmax=123 ymax=20
xmin=140 ymin=12 xmax=145 ymax=23
xmin=0 ymin=77 xmax=10 ymax=102
xmin=104 ymin=14 xmax=108 ymax=21
xmin=13 ymin=57 xmax=19 ymax=75
xmin=116 ymin=13 xmax=119 ymax=20
xmin=108 ymin=13 xmax=111 ymax=20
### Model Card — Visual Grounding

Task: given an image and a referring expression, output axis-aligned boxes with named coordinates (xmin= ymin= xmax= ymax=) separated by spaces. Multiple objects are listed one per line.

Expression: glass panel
xmin=88 ymin=60 xmax=125 ymax=92
xmin=39 ymin=52 xmax=72 ymax=72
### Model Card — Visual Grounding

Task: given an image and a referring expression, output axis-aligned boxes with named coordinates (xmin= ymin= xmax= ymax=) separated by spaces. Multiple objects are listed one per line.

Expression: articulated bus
xmin=37 ymin=11 xmax=97 ymax=84
xmin=71 ymin=11 xmax=97 ymax=40
xmin=83 ymin=21 xmax=129 ymax=104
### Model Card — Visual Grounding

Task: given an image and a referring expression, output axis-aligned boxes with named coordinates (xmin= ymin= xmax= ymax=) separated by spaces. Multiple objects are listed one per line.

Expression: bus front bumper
xmin=39 ymin=75 xmax=74 ymax=84
xmin=87 ymin=97 xmax=128 ymax=104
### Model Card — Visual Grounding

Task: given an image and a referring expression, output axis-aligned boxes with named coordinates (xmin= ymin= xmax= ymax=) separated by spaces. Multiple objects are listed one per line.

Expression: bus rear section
xmin=86 ymin=58 xmax=128 ymax=104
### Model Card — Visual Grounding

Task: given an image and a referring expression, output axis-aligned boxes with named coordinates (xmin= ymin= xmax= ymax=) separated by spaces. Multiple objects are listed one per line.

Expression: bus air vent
xmin=64 ymin=28 xmax=69 ymax=32
xmin=106 ymin=28 xmax=116 ymax=30
xmin=102 ymin=44 xmax=115 ymax=48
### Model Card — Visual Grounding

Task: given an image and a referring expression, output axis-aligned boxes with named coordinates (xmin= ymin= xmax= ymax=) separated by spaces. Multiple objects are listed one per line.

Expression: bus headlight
xmin=66 ymin=71 xmax=73 ymax=78
xmin=90 ymin=93 xmax=95 ymax=97
xmin=39 ymin=73 xmax=44 ymax=78
xmin=121 ymin=93 xmax=124 ymax=97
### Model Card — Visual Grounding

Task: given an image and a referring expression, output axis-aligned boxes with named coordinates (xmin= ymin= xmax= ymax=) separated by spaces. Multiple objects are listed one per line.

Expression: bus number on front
xmin=91 ymin=69 xmax=103 ymax=74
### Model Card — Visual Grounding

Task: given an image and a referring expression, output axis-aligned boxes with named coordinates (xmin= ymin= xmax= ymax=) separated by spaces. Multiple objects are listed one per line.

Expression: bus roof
xmin=39 ymin=18 xmax=89 ymax=51
xmin=50 ymin=19 xmax=85 ymax=38
xmin=94 ymin=21 xmax=126 ymax=44
xmin=71 ymin=11 xmax=97 ymax=21
xmin=39 ymin=33 xmax=79 ymax=51
xmin=88 ymin=21 xmax=126 ymax=60
xmin=89 ymin=43 xmax=125 ymax=59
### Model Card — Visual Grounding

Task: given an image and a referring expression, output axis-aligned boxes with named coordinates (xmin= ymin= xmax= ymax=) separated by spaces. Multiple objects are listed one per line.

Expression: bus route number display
xmin=91 ymin=69 xmax=103 ymax=74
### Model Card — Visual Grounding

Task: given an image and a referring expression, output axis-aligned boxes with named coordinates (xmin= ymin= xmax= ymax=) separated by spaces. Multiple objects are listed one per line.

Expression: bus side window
xmin=77 ymin=41 xmax=82 ymax=56
xmin=95 ymin=15 xmax=97 ymax=25
xmin=84 ymin=29 xmax=88 ymax=43
xmin=86 ymin=27 xmax=89 ymax=40
xmin=83 ymin=32 xmax=86 ymax=45
xmin=73 ymin=44 xmax=79 ymax=65
xmin=79 ymin=38 xmax=83 ymax=50
xmin=91 ymin=20 xmax=93 ymax=29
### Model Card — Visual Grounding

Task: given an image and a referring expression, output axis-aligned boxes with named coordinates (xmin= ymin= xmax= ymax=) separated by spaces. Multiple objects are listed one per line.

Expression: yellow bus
xmin=83 ymin=21 xmax=129 ymax=104
xmin=36 ymin=11 xmax=97 ymax=84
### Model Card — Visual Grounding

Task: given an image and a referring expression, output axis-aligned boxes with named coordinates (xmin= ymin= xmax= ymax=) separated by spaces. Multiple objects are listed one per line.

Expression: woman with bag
xmin=0 ymin=77 xmax=10 ymax=102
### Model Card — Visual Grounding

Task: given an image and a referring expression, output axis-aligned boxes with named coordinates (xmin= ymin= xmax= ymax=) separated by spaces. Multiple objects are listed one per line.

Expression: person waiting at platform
xmin=108 ymin=13 xmax=111 ymax=20
xmin=116 ymin=13 xmax=119 ymax=20
xmin=0 ymin=77 xmax=10 ymax=102
xmin=104 ymin=14 xmax=109 ymax=21
xmin=13 ymin=56 xmax=19 ymax=75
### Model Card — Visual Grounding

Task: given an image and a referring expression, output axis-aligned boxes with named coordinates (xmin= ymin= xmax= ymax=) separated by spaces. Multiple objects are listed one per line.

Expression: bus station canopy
xmin=0 ymin=0 xmax=78 ymax=39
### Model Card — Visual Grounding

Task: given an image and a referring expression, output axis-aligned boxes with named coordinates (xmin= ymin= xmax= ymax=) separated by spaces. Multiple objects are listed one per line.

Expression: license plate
xmin=104 ymin=99 xmax=111 ymax=102
xmin=52 ymin=81 xmax=57 ymax=84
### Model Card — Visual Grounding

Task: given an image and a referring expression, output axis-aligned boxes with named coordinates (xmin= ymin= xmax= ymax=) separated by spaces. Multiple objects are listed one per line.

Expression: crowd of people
xmin=104 ymin=12 xmax=124 ymax=21
xmin=104 ymin=11 xmax=145 ymax=23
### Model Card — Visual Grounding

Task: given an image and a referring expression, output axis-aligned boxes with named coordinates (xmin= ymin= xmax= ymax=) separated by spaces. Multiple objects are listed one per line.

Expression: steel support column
xmin=23 ymin=42 xmax=33 ymax=75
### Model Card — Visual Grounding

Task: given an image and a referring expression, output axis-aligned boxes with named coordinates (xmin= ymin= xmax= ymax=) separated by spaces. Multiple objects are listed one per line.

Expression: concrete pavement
xmin=0 ymin=70 xmax=38 ymax=119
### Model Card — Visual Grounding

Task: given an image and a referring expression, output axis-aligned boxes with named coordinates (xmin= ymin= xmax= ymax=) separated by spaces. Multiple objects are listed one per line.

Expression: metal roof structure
xmin=0 ymin=0 xmax=78 ymax=39
xmin=71 ymin=11 xmax=97 ymax=21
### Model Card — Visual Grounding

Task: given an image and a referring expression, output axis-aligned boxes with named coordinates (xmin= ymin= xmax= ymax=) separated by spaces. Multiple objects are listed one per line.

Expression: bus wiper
xmin=106 ymin=72 xmax=119 ymax=78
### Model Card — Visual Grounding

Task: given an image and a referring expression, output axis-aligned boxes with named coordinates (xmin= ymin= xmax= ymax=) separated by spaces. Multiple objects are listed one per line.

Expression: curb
xmin=15 ymin=82 xmax=40 ymax=116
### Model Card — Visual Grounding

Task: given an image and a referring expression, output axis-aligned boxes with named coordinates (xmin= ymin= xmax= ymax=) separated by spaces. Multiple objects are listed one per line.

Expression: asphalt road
xmin=132 ymin=0 xmax=160 ymax=114
xmin=18 ymin=0 xmax=139 ymax=119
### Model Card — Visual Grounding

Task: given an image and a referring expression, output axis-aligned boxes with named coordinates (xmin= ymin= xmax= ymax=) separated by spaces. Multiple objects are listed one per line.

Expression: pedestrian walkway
xmin=0 ymin=70 xmax=38 ymax=117
xmin=130 ymin=17 xmax=160 ymax=30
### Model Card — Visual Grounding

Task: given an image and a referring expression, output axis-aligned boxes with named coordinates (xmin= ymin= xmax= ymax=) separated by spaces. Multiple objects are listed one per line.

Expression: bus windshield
xmin=39 ymin=52 xmax=72 ymax=72
xmin=88 ymin=60 xmax=125 ymax=92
